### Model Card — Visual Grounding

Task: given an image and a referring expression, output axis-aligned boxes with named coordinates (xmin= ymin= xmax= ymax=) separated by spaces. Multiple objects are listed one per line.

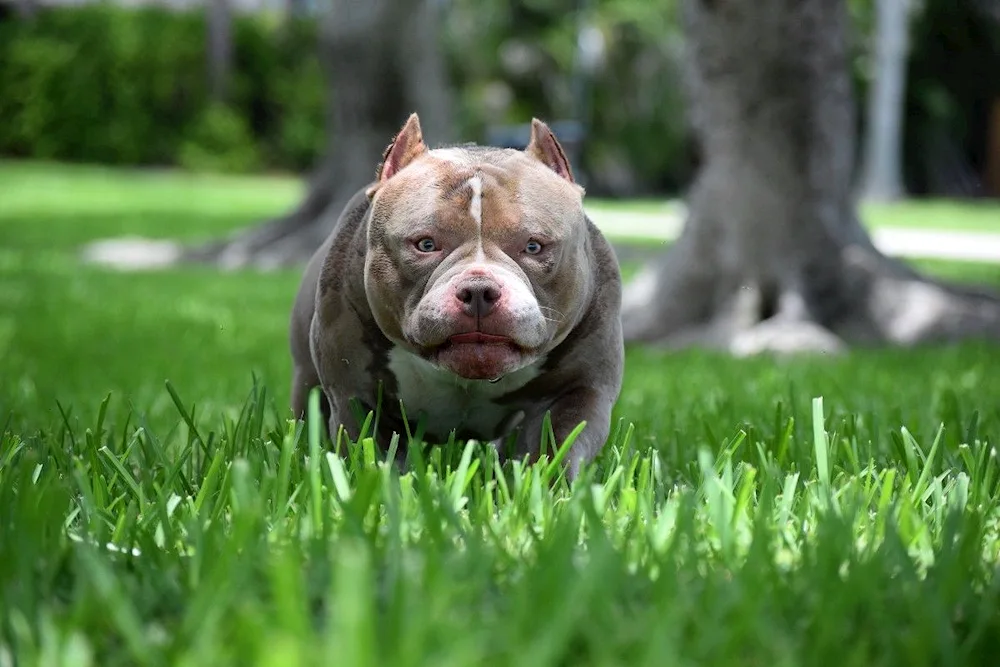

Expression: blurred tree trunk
xmin=620 ymin=0 xmax=1000 ymax=353
xmin=207 ymin=0 xmax=232 ymax=102
xmin=6 ymin=0 xmax=37 ymax=19
xmin=858 ymin=0 xmax=911 ymax=202
xmin=187 ymin=0 xmax=455 ymax=270
xmin=988 ymin=99 xmax=1000 ymax=198
xmin=284 ymin=0 xmax=302 ymax=23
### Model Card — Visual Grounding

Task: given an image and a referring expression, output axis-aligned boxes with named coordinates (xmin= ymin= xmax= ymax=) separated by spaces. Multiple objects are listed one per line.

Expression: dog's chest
xmin=386 ymin=347 xmax=542 ymax=441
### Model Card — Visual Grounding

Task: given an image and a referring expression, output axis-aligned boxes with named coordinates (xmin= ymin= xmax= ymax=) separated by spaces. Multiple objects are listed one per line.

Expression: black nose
xmin=456 ymin=282 xmax=502 ymax=318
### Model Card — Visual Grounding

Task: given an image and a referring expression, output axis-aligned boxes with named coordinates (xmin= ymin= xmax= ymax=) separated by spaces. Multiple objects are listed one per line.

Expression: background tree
xmin=187 ymin=0 xmax=455 ymax=270
xmin=207 ymin=0 xmax=232 ymax=103
xmin=620 ymin=0 xmax=1000 ymax=354
xmin=902 ymin=0 xmax=1000 ymax=198
xmin=858 ymin=0 xmax=912 ymax=202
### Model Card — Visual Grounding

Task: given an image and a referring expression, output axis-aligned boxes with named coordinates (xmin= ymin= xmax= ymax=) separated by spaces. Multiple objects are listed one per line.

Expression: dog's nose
xmin=456 ymin=282 xmax=502 ymax=318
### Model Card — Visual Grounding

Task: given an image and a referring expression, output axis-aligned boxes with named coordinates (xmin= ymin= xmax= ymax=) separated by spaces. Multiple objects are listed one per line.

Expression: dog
xmin=289 ymin=113 xmax=624 ymax=480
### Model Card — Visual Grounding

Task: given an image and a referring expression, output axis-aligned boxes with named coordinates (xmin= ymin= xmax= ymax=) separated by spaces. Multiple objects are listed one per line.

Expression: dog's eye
xmin=524 ymin=240 xmax=543 ymax=255
xmin=415 ymin=238 xmax=438 ymax=252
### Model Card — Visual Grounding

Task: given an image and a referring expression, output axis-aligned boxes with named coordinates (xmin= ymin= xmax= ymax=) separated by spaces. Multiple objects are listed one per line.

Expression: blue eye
xmin=416 ymin=238 xmax=437 ymax=252
xmin=525 ymin=240 xmax=543 ymax=255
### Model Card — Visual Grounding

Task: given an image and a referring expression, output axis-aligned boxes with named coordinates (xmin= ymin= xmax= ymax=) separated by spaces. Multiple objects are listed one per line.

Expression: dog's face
xmin=363 ymin=115 xmax=593 ymax=381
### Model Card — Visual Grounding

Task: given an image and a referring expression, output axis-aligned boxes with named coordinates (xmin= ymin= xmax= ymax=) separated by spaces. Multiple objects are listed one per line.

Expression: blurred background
xmin=0 ymin=0 xmax=997 ymax=203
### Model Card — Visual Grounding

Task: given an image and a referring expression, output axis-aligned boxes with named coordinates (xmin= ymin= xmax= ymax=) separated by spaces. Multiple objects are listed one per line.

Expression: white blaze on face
xmin=467 ymin=174 xmax=485 ymax=260
xmin=468 ymin=174 xmax=483 ymax=228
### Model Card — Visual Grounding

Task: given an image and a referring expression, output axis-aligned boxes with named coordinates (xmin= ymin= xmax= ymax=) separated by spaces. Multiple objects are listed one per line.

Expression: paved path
xmin=584 ymin=207 xmax=1000 ymax=263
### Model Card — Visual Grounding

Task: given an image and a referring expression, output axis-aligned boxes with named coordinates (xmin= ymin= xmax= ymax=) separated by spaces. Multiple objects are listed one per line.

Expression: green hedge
xmin=0 ymin=5 xmax=325 ymax=173
xmin=0 ymin=2 xmax=695 ymax=192
xmin=0 ymin=2 xmax=831 ymax=194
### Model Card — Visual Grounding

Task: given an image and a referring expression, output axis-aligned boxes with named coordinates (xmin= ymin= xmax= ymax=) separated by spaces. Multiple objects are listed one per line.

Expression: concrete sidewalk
xmin=585 ymin=207 xmax=1000 ymax=263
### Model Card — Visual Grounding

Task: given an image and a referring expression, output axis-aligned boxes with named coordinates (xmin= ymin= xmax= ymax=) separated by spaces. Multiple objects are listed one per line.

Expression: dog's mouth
xmin=446 ymin=332 xmax=517 ymax=346
xmin=429 ymin=332 xmax=527 ymax=381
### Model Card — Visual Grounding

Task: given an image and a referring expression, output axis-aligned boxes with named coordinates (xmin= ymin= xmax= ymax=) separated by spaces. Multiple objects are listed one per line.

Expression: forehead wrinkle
xmin=435 ymin=162 xmax=477 ymax=195
xmin=432 ymin=168 xmax=477 ymax=237
xmin=429 ymin=183 xmax=480 ymax=243
xmin=434 ymin=167 xmax=499 ymax=226
xmin=478 ymin=174 xmax=523 ymax=243
xmin=431 ymin=206 xmax=474 ymax=238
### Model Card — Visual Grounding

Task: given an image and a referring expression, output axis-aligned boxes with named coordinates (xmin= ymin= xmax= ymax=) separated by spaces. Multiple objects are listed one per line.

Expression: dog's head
xmin=362 ymin=113 xmax=594 ymax=381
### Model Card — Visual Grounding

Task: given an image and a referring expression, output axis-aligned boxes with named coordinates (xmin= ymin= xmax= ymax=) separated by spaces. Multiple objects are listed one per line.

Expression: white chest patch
xmin=386 ymin=346 xmax=543 ymax=441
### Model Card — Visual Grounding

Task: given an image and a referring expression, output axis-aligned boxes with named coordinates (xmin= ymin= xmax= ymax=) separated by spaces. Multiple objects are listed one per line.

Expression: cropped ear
xmin=366 ymin=113 xmax=428 ymax=198
xmin=524 ymin=118 xmax=575 ymax=184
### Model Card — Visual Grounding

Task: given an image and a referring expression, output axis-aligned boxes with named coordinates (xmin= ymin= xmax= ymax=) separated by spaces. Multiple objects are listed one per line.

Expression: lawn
xmin=4 ymin=160 xmax=1000 ymax=242
xmin=583 ymin=196 xmax=1000 ymax=235
xmin=3 ymin=160 xmax=1000 ymax=666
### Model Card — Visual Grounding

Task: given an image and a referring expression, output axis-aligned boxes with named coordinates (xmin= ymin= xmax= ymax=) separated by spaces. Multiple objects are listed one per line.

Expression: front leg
xmin=513 ymin=387 xmax=616 ymax=482
xmin=322 ymin=392 xmax=405 ymax=462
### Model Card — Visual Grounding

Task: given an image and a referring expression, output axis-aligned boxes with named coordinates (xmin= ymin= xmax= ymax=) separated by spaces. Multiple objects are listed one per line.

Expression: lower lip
xmin=447 ymin=332 xmax=515 ymax=346
xmin=433 ymin=333 xmax=523 ymax=381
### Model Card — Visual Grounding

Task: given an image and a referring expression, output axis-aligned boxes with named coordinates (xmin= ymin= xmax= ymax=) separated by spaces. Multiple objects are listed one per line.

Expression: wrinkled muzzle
xmin=406 ymin=263 xmax=550 ymax=380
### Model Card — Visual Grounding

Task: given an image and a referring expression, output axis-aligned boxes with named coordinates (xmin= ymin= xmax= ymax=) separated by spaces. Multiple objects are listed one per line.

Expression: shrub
xmin=0 ymin=2 xmax=697 ymax=192
xmin=0 ymin=5 xmax=323 ymax=172
xmin=178 ymin=102 xmax=261 ymax=174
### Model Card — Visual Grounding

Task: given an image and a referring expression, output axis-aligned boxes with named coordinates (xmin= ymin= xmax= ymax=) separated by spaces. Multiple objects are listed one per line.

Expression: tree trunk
xmin=620 ymin=0 xmax=1000 ymax=354
xmin=986 ymin=99 xmax=1000 ymax=198
xmin=858 ymin=0 xmax=911 ymax=202
xmin=184 ymin=0 xmax=455 ymax=271
xmin=207 ymin=0 xmax=232 ymax=103
xmin=283 ymin=0 xmax=304 ymax=24
xmin=17 ymin=0 xmax=37 ymax=20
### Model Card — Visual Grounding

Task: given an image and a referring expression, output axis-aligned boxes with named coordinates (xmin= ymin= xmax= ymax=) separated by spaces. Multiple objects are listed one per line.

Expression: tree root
xmin=79 ymin=165 xmax=342 ymax=273
xmin=77 ymin=207 xmax=332 ymax=273
xmin=182 ymin=167 xmax=341 ymax=271
xmin=622 ymin=235 xmax=1000 ymax=354
xmin=79 ymin=237 xmax=184 ymax=272
xmin=728 ymin=319 xmax=846 ymax=357
xmin=634 ymin=277 xmax=848 ymax=356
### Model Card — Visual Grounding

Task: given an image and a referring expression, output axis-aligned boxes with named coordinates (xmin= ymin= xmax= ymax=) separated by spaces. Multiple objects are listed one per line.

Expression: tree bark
xmin=988 ymin=99 xmax=1000 ymax=198
xmin=620 ymin=0 xmax=1000 ymax=354
xmin=184 ymin=0 xmax=455 ymax=271
xmin=858 ymin=0 xmax=911 ymax=202
xmin=207 ymin=0 xmax=232 ymax=103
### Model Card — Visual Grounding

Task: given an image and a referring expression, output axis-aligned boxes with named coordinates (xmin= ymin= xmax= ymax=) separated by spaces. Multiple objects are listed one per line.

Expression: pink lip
xmin=447 ymin=332 xmax=515 ymax=346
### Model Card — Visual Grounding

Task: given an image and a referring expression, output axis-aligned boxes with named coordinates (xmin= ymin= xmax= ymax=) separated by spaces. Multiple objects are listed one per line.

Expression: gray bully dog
xmin=289 ymin=113 xmax=624 ymax=480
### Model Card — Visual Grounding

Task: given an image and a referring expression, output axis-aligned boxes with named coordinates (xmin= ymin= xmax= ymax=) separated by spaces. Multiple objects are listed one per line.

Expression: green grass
xmin=585 ymin=197 xmax=1000 ymax=234
xmin=860 ymin=199 xmax=1000 ymax=233
xmin=0 ymin=160 xmax=304 ymax=249
xmin=3 ymin=160 xmax=1000 ymax=666
xmin=4 ymin=159 xmax=1000 ymax=241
